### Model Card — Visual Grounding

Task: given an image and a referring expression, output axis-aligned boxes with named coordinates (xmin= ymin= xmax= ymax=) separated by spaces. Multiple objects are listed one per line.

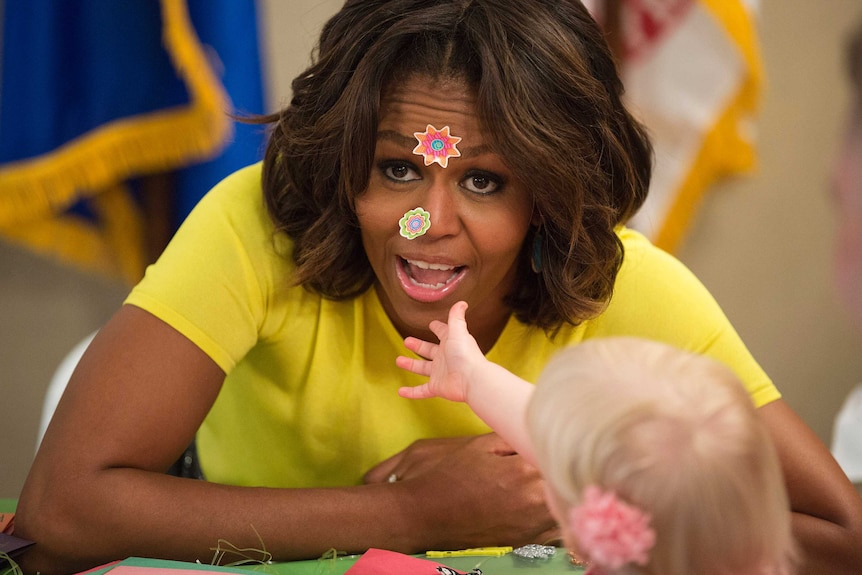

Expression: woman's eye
xmin=461 ymin=172 xmax=502 ymax=195
xmin=381 ymin=161 xmax=420 ymax=182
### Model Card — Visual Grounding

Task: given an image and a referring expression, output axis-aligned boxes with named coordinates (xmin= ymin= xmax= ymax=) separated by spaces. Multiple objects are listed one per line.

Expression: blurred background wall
xmin=2 ymin=0 xmax=861 ymax=498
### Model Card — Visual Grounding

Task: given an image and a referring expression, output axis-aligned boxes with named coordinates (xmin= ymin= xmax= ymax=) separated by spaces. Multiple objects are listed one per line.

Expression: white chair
xmin=832 ymin=384 xmax=862 ymax=484
xmin=37 ymin=331 xmax=96 ymax=450
xmin=37 ymin=330 xmax=203 ymax=478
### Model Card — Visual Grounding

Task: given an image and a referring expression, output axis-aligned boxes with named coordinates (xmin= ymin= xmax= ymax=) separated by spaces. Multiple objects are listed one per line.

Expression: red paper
xmin=345 ymin=549 xmax=475 ymax=575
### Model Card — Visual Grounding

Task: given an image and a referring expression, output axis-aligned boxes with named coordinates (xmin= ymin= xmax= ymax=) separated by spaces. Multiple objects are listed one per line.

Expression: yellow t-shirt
xmin=126 ymin=163 xmax=779 ymax=488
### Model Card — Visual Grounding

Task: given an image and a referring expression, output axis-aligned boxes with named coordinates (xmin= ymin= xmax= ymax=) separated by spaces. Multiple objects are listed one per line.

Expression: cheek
xmin=834 ymin=160 xmax=862 ymax=208
xmin=469 ymin=199 xmax=533 ymax=263
xmin=491 ymin=231 xmax=529 ymax=268
xmin=833 ymin=121 xmax=862 ymax=208
xmin=835 ymin=223 xmax=862 ymax=294
xmin=355 ymin=193 xmax=399 ymax=245
xmin=354 ymin=207 xmax=389 ymax=272
xmin=831 ymin=126 xmax=862 ymax=317
xmin=832 ymin=184 xmax=862 ymax=288
xmin=355 ymin=205 xmax=386 ymax=238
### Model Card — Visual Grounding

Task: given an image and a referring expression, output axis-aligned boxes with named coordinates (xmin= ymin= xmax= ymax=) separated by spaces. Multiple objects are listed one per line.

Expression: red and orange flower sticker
xmin=413 ymin=124 xmax=462 ymax=168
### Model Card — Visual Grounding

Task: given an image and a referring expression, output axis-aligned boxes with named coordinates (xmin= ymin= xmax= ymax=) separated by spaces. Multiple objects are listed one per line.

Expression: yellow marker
xmin=426 ymin=547 xmax=513 ymax=558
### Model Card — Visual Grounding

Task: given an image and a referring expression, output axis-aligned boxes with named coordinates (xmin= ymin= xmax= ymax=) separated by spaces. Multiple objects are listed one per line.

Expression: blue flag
xmin=0 ymin=0 xmax=265 ymax=283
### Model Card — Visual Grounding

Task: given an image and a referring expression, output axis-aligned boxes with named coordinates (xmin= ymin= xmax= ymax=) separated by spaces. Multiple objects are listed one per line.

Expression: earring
xmin=531 ymin=229 xmax=543 ymax=274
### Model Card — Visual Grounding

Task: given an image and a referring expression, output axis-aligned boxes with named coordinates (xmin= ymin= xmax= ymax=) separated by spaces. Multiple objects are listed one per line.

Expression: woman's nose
xmin=421 ymin=178 xmax=461 ymax=238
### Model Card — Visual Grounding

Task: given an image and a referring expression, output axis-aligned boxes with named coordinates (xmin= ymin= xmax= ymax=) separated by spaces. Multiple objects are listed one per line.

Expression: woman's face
xmin=355 ymin=75 xmax=533 ymax=349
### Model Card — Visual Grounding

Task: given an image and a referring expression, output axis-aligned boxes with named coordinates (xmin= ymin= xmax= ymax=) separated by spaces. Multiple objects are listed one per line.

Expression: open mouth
xmin=401 ymin=258 xmax=464 ymax=288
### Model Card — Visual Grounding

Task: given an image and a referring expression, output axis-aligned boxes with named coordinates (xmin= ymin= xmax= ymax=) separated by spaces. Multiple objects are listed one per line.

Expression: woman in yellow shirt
xmin=17 ymin=1 xmax=862 ymax=573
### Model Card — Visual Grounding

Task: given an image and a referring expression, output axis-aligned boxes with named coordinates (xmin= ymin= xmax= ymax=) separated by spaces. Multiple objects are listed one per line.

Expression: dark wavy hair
xmin=257 ymin=0 xmax=653 ymax=331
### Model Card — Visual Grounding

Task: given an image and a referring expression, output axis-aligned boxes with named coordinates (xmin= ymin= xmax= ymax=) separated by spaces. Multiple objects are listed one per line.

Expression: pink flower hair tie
xmin=569 ymin=485 xmax=656 ymax=573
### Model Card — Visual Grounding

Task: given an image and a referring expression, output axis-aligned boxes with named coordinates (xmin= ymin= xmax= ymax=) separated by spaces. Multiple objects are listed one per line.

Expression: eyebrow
xmin=377 ymin=129 xmax=491 ymax=159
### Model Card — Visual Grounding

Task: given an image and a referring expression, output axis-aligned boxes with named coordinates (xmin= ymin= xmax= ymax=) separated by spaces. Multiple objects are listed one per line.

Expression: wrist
xmin=464 ymin=356 xmax=503 ymax=406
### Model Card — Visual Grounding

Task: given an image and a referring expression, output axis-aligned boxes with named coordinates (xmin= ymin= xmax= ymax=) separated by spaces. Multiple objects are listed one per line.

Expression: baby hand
xmin=396 ymin=301 xmax=484 ymax=403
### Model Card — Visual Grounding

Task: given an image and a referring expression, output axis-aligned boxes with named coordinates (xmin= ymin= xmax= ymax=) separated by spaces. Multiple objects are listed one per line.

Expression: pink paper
xmin=345 ymin=549 xmax=468 ymax=575
xmin=108 ymin=567 xmax=233 ymax=575
xmin=74 ymin=560 xmax=122 ymax=575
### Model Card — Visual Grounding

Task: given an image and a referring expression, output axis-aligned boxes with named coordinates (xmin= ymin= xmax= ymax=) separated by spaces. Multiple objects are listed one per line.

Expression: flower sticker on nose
xmin=413 ymin=124 xmax=462 ymax=168
xmin=399 ymin=207 xmax=431 ymax=239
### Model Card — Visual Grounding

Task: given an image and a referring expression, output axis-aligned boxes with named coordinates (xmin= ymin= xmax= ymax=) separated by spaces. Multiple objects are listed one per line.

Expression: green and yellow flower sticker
xmin=399 ymin=207 xmax=431 ymax=239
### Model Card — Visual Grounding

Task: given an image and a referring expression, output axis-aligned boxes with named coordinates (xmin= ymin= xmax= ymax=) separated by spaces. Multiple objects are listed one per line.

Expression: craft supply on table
xmin=425 ymin=547 xmax=512 ymax=558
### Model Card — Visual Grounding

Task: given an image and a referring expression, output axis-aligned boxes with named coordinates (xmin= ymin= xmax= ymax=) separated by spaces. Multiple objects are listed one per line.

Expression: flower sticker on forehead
xmin=413 ymin=124 xmax=462 ymax=168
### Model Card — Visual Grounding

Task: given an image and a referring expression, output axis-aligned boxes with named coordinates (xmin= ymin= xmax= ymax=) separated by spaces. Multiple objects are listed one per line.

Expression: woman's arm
xmin=758 ymin=399 xmax=862 ymax=573
xmin=16 ymin=304 xmax=556 ymax=574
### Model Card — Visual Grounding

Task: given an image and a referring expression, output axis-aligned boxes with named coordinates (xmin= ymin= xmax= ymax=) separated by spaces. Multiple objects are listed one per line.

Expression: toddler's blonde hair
xmin=527 ymin=337 xmax=796 ymax=575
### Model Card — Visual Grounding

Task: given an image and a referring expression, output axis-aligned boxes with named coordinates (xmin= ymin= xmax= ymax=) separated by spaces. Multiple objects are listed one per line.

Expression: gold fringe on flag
xmin=0 ymin=0 xmax=233 ymax=229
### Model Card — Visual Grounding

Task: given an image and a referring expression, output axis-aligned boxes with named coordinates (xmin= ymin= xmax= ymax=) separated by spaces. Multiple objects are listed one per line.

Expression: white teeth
xmin=414 ymin=280 xmax=448 ymax=289
xmin=406 ymin=259 xmax=456 ymax=271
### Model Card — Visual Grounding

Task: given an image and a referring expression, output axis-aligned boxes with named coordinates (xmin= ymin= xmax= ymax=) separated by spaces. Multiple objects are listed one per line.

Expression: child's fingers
xmin=448 ymin=301 xmax=469 ymax=325
xmin=444 ymin=301 xmax=469 ymax=335
xmin=404 ymin=336 xmax=439 ymax=360
xmin=428 ymin=319 xmax=450 ymax=342
xmin=396 ymin=354 xmax=431 ymax=376
xmin=397 ymin=384 xmax=435 ymax=400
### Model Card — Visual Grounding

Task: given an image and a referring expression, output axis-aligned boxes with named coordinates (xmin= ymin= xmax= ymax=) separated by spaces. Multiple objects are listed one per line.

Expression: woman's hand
xmin=364 ymin=435 xmax=482 ymax=483
xmin=365 ymin=433 xmax=560 ymax=549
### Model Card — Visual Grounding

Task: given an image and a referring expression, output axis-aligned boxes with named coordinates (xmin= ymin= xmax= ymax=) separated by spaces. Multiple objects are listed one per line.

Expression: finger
xmin=403 ymin=337 xmax=439 ymax=360
xmin=362 ymin=451 xmax=404 ymax=484
xmin=395 ymin=355 xmax=431 ymax=376
xmin=473 ymin=431 xmax=518 ymax=456
xmin=448 ymin=301 xmax=469 ymax=329
xmin=428 ymin=319 xmax=450 ymax=343
xmin=397 ymin=384 xmax=436 ymax=400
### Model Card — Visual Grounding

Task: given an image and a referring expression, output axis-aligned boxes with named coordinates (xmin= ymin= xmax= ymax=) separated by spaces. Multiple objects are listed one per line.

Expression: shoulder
xmin=173 ymin=162 xmax=293 ymax=272
xmin=616 ymin=226 xmax=696 ymax=281
xmin=189 ymin=162 xmax=270 ymax=231
xmin=126 ymin=163 xmax=300 ymax=370
xmin=614 ymin=227 xmax=718 ymax=308
xmin=578 ymin=228 xmax=778 ymax=405
xmin=585 ymin=227 xmax=734 ymax=347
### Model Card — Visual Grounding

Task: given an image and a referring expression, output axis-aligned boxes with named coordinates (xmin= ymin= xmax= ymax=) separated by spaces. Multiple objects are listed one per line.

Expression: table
xmin=0 ymin=500 xmax=581 ymax=574
xmin=242 ymin=550 xmax=582 ymax=575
